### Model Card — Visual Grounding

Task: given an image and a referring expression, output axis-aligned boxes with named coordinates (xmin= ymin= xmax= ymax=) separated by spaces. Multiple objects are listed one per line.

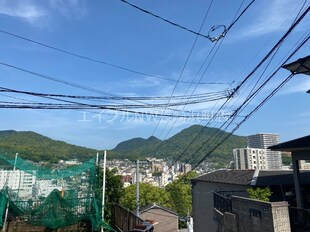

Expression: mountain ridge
xmin=111 ymin=125 xmax=247 ymax=167
xmin=0 ymin=125 xmax=247 ymax=167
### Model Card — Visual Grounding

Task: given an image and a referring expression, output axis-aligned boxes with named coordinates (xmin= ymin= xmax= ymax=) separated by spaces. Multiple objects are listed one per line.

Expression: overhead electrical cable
xmin=159 ymin=0 xmax=254 ymax=141
xmin=0 ymin=86 xmax=230 ymax=118
xmin=119 ymin=0 xmax=255 ymax=42
xmin=191 ymin=32 xmax=310 ymax=170
xmin=166 ymin=4 xmax=310 ymax=168
xmin=0 ymin=29 xmax=225 ymax=86
xmin=160 ymin=0 xmax=252 ymax=167
xmin=225 ymin=0 xmax=309 ymax=123
xmin=225 ymin=0 xmax=255 ymax=33
xmin=119 ymin=0 xmax=212 ymax=40
xmin=160 ymin=0 xmax=256 ymax=169
xmin=154 ymin=0 xmax=215 ymax=138
xmin=0 ymin=87 xmax=228 ymax=101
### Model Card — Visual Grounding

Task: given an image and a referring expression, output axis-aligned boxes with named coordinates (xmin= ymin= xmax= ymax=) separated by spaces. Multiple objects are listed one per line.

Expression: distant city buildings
xmin=247 ymin=133 xmax=282 ymax=170
xmin=106 ymin=158 xmax=192 ymax=188
xmin=0 ymin=170 xmax=36 ymax=199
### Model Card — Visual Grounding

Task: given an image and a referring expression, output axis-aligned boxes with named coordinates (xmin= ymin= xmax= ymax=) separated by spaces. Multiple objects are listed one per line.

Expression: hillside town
xmin=0 ymin=1 xmax=310 ymax=232
xmin=1 ymin=131 xmax=310 ymax=232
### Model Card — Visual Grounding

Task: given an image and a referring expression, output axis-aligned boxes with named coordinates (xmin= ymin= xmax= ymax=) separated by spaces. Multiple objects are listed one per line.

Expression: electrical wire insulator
xmin=208 ymin=25 xmax=227 ymax=42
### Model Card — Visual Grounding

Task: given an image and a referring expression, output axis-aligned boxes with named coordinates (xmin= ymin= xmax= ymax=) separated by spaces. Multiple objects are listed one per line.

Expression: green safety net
xmin=0 ymin=154 xmax=115 ymax=231
xmin=0 ymin=155 xmax=96 ymax=179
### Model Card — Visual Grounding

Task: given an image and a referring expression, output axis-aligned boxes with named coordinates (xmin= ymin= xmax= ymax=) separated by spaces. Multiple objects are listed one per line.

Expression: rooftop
xmin=269 ymin=135 xmax=310 ymax=152
xmin=191 ymin=169 xmax=310 ymax=186
xmin=139 ymin=203 xmax=178 ymax=216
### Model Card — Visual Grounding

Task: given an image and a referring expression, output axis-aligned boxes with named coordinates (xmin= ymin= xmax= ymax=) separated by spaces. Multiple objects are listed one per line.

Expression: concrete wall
xmin=231 ymin=196 xmax=290 ymax=232
xmin=191 ymin=181 xmax=248 ymax=232
xmin=213 ymin=209 xmax=237 ymax=232
xmin=140 ymin=208 xmax=178 ymax=232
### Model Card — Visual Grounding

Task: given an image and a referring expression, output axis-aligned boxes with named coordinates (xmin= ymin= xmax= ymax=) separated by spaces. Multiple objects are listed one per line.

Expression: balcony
xmin=213 ymin=191 xmax=310 ymax=232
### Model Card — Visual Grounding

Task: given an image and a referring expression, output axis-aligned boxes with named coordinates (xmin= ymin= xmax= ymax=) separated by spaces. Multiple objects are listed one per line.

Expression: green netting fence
xmin=0 ymin=154 xmax=115 ymax=231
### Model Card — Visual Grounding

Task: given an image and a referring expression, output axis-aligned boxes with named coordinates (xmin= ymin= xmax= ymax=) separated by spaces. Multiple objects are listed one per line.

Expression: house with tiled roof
xmin=139 ymin=203 xmax=178 ymax=232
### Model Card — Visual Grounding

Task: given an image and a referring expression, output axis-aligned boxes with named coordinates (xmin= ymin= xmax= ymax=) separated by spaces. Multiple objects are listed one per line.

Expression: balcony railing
xmin=213 ymin=191 xmax=248 ymax=213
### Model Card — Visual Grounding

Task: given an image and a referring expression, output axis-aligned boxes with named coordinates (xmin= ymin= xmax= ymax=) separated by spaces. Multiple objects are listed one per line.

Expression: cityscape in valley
xmin=0 ymin=1 xmax=309 ymax=232
xmin=1 ymin=128 xmax=310 ymax=232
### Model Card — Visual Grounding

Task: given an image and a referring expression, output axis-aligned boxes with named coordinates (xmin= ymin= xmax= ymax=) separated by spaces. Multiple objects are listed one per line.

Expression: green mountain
xmin=0 ymin=125 xmax=247 ymax=167
xmin=0 ymin=130 xmax=98 ymax=163
xmin=112 ymin=125 xmax=247 ymax=167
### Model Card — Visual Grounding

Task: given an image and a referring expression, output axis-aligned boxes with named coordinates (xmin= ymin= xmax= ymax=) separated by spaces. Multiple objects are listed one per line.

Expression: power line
xmin=0 ymin=85 xmax=232 ymax=120
xmin=0 ymin=29 xmax=225 ymax=86
xmin=119 ymin=0 xmax=214 ymax=41
xmin=159 ymin=0 xmax=250 ymax=165
xmin=0 ymin=86 xmax=229 ymax=101
xmin=157 ymin=0 xmax=255 ymax=142
xmin=119 ymin=0 xmax=256 ymax=41
xmin=167 ymin=4 xmax=310 ymax=168
xmin=151 ymin=0 xmax=216 ymax=137
xmin=192 ymin=32 xmax=310 ymax=170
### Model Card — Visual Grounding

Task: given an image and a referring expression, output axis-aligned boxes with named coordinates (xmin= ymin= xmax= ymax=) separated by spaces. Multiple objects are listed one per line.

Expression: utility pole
xmin=3 ymin=153 xmax=18 ymax=232
xmin=136 ymin=160 xmax=140 ymax=217
xmin=101 ymin=151 xmax=107 ymax=232
xmin=136 ymin=160 xmax=148 ymax=217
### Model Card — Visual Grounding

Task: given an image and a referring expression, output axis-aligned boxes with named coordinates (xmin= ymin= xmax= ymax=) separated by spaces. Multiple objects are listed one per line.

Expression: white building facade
xmin=0 ymin=170 xmax=36 ymax=199
xmin=233 ymin=148 xmax=267 ymax=170
xmin=0 ymin=170 xmax=64 ymax=200
xmin=247 ymin=133 xmax=282 ymax=170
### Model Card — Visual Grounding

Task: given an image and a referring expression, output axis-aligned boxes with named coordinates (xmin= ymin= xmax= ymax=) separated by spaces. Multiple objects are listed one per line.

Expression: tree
xmin=97 ymin=167 xmax=124 ymax=224
xmin=165 ymin=171 xmax=198 ymax=217
xmin=119 ymin=183 xmax=172 ymax=211
xmin=282 ymin=154 xmax=291 ymax=166
xmin=247 ymin=187 xmax=272 ymax=202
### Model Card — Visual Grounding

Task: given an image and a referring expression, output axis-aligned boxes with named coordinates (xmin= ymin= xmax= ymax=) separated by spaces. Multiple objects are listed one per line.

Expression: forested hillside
xmin=112 ymin=125 xmax=247 ymax=167
xmin=0 ymin=125 xmax=247 ymax=167
xmin=0 ymin=130 xmax=98 ymax=162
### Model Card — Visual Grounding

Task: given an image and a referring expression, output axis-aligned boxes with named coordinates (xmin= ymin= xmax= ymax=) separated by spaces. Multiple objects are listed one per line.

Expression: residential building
xmin=0 ymin=170 xmax=36 ymax=199
xmin=299 ymin=160 xmax=310 ymax=170
xmin=233 ymin=148 xmax=267 ymax=170
xmin=191 ymin=169 xmax=310 ymax=232
xmin=247 ymin=133 xmax=282 ymax=169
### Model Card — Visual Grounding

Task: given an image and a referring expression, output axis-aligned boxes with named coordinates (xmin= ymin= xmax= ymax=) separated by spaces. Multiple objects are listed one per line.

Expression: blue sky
xmin=0 ymin=0 xmax=309 ymax=150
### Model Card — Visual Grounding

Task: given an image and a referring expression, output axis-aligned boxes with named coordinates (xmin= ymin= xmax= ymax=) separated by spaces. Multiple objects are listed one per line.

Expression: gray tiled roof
xmin=191 ymin=170 xmax=254 ymax=186
xmin=191 ymin=169 xmax=310 ymax=186
xmin=139 ymin=203 xmax=178 ymax=216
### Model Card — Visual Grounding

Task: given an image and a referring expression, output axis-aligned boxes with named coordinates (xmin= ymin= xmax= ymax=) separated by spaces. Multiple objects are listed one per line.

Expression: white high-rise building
xmin=247 ymin=133 xmax=282 ymax=170
xmin=233 ymin=148 xmax=267 ymax=170
xmin=0 ymin=170 xmax=36 ymax=199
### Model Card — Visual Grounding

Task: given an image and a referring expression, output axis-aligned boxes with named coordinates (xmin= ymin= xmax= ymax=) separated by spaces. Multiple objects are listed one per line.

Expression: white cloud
xmin=279 ymin=76 xmax=310 ymax=95
xmin=0 ymin=0 xmax=88 ymax=26
xmin=48 ymin=0 xmax=88 ymax=19
xmin=0 ymin=0 xmax=46 ymax=23
xmin=238 ymin=0 xmax=307 ymax=39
